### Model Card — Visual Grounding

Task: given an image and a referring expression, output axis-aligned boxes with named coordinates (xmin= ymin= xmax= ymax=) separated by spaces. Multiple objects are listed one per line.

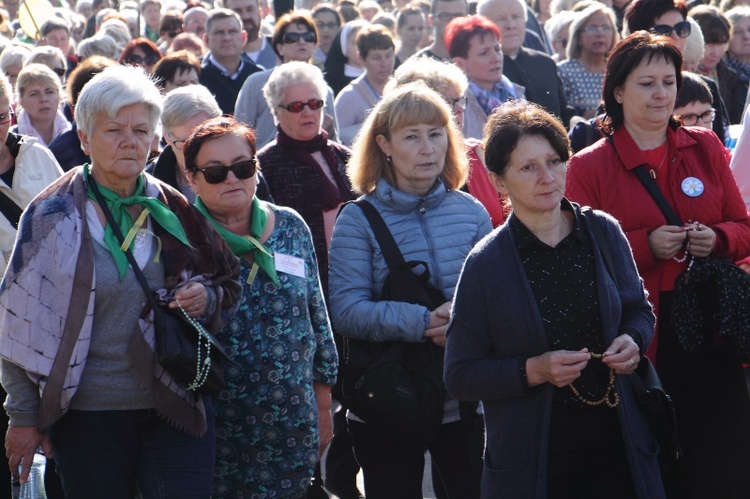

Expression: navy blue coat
xmin=444 ymin=203 xmax=664 ymax=498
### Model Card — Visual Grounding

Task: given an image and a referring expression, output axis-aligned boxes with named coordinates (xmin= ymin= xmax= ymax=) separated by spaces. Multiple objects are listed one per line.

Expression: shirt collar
xmin=208 ymin=53 xmax=244 ymax=79
xmin=509 ymin=199 xmax=583 ymax=249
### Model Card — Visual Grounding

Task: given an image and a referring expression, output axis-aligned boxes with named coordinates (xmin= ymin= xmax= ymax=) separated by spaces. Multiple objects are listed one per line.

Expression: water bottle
xmin=11 ymin=453 xmax=47 ymax=499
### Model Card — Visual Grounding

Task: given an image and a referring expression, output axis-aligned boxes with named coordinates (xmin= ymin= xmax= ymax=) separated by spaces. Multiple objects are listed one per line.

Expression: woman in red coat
xmin=566 ymin=32 xmax=750 ymax=499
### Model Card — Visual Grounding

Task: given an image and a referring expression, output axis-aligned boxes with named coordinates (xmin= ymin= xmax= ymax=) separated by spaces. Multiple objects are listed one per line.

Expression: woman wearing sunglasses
xmin=12 ymin=63 xmax=71 ymax=147
xmin=624 ymin=0 xmax=729 ymax=143
xmin=119 ymin=38 xmax=163 ymax=74
xmin=184 ymin=115 xmax=338 ymax=498
xmin=257 ymin=61 xmax=355 ymax=300
xmin=235 ymin=11 xmax=339 ymax=150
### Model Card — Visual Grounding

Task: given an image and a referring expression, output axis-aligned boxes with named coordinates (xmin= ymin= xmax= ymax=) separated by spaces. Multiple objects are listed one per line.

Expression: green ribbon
xmin=194 ymin=195 xmax=279 ymax=285
xmin=84 ymin=164 xmax=192 ymax=279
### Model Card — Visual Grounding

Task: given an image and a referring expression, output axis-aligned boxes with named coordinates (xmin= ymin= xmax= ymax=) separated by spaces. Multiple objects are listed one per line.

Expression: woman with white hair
xmin=77 ymin=33 xmax=120 ymax=61
xmin=557 ymin=4 xmax=619 ymax=119
xmin=0 ymin=44 xmax=32 ymax=89
xmin=151 ymin=84 xmax=221 ymax=202
xmin=13 ymin=63 xmax=71 ymax=147
xmin=257 ymin=60 xmax=355 ymax=297
xmin=0 ymin=65 xmax=241 ymax=496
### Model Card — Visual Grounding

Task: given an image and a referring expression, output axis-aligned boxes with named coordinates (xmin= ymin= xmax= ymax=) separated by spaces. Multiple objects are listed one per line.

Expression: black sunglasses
xmin=196 ymin=159 xmax=257 ymax=184
xmin=651 ymin=21 xmax=691 ymax=38
xmin=281 ymin=31 xmax=317 ymax=44
xmin=129 ymin=54 xmax=159 ymax=65
xmin=277 ymin=99 xmax=325 ymax=113
xmin=52 ymin=67 xmax=66 ymax=77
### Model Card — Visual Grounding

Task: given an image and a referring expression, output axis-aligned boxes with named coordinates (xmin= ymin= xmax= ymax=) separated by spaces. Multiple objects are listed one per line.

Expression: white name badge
xmin=275 ymin=253 xmax=306 ymax=278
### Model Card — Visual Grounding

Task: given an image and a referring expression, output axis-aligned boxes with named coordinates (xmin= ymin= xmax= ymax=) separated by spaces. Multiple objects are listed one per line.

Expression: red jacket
xmin=566 ymin=125 xmax=750 ymax=358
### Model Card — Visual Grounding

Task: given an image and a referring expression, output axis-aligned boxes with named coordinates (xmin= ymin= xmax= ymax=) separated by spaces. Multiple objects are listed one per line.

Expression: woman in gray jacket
xmin=329 ymin=82 xmax=492 ymax=498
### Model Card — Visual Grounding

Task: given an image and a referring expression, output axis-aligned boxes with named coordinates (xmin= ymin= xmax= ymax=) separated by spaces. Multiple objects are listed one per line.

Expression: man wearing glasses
xmin=414 ymin=0 xmax=468 ymax=61
xmin=199 ymin=8 xmax=262 ymax=115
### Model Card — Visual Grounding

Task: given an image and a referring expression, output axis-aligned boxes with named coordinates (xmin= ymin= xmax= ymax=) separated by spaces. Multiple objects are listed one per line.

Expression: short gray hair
xmin=25 ymin=46 xmax=66 ymax=69
xmin=387 ymin=55 xmax=468 ymax=97
xmin=0 ymin=44 xmax=32 ymax=73
xmin=16 ymin=63 xmax=63 ymax=101
xmin=726 ymin=6 xmax=750 ymax=25
xmin=477 ymin=0 xmax=528 ymax=22
xmin=0 ymin=72 xmax=12 ymax=103
xmin=263 ymin=61 xmax=328 ymax=115
xmin=683 ymin=17 xmax=705 ymax=70
xmin=77 ymin=34 xmax=119 ymax=60
xmin=162 ymin=84 xmax=221 ymax=132
xmin=75 ymin=65 xmax=163 ymax=137
xmin=566 ymin=5 xmax=617 ymax=60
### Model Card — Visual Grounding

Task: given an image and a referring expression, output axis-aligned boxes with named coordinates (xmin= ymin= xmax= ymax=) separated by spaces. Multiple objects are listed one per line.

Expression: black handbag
xmin=88 ymin=175 xmax=230 ymax=395
xmin=341 ymin=200 xmax=447 ymax=447
xmin=581 ymin=207 xmax=683 ymax=460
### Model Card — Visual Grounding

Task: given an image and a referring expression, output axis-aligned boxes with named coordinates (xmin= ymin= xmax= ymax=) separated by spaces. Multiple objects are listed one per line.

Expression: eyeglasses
xmin=128 ymin=54 xmax=159 ymax=65
xmin=315 ymin=21 xmax=339 ymax=30
xmin=0 ymin=108 xmax=14 ymax=124
xmin=281 ymin=31 xmax=317 ymax=44
xmin=167 ymin=132 xmax=187 ymax=150
xmin=277 ymin=99 xmax=325 ymax=112
xmin=581 ymin=25 xmax=613 ymax=35
xmin=651 ymin=21 xmax=691 ymax=39
xmin=52 ymin=67 xmax=66 ymax=77
xmin=445 ymin=95 xmax=467 ymax=110
xmin=195 ymin=159 xmax=257 ymax=184
xmin=436 ymin=12 xmax=466 ymax=22
xmin=679 ymin=108 xmax=715 ymax=126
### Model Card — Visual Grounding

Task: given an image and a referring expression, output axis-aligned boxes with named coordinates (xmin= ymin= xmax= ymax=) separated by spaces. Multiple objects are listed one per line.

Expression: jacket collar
xmin=611 ymin=125 xmax=698 ymax=171
xmin=374 ymin=176 xmax=447 ymax=212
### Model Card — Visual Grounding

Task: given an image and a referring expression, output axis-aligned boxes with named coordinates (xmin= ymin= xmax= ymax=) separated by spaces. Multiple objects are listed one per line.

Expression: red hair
xmin=444 ymin=15 xmax=501 ymax=59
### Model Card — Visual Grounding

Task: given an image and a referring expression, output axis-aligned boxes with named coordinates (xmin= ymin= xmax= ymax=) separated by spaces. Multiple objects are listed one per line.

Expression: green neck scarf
xmin=194 ymin=196 xmax=279 ymax=285
xmin=84 ymin=164 xmax=191 ymax=279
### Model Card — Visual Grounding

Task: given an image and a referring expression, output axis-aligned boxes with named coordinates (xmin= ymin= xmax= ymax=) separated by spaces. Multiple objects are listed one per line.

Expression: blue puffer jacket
xmin=329 ymin=177 xmax=492 ymax=343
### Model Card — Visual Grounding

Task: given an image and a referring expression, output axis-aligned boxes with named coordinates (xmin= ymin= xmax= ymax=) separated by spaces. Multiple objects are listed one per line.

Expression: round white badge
xmin=681 ymin=177 xmax=704 ymax=197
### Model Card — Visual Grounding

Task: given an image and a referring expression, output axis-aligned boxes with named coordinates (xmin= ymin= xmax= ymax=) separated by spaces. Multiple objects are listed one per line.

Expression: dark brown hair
xmin=271 ymin=11 xmax=317 ymax=58
xmin=152 ymin=50 xmax=201 ymax=89
xmin=483 ymin=100 xmax=570 ymax=177
xmin=601 ymin=31 xmax=682 ymax=135
xmin=184 ymin=115 xmax=257 ymax=172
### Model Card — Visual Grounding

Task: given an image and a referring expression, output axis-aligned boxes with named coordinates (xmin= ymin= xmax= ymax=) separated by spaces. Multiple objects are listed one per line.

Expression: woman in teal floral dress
xmin=184 ymin=116 xmax=338 ymax=498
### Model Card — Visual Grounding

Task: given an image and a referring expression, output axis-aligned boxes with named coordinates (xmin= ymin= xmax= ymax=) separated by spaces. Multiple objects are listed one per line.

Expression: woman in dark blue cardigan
xmin=444 ymin=101 xmax=665 ymax=498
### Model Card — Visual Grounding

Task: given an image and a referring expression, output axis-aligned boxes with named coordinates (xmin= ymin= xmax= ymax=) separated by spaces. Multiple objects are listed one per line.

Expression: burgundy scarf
xmin=276 ymin=126 xmax=355 ymax=210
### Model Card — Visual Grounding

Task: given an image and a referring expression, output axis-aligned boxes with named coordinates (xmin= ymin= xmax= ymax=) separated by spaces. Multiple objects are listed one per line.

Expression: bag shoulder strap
xmin=0 ymin=188 xmax=23 ymax=229
xmin=86 ymin=174 xmax=160 ymax=312
xmin=605 ymin=135 xmax=682 ymax=226
xmin=354 ymin=199 xmax=407 ymax=269
xmin=632 ymin=166 xmax=682 ymax=226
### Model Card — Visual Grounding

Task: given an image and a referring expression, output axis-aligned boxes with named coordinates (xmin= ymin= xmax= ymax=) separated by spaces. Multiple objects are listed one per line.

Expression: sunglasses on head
xmin=277 ymin=99 xmax=325 ymax=113
xmin=196 ymin=159 xmax=257 ymax=184
xmin=129 ymin=54 xmax=159 ymax=65
xmin=281 ymin=31 xmax=317 ymax=44
xmin=650 ymin=21 xmax=691 ymax=38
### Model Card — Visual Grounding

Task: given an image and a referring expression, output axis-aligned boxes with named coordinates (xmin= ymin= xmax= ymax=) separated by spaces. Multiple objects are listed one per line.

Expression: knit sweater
xmin=444 ymin=203 xmax=663 ymax=498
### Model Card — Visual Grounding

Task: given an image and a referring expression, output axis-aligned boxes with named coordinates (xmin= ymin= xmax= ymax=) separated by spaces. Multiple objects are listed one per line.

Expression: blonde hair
xmin=348 ymin=81 xmax=468 ymax=195
xmin=16 ymin=63 xmax=62 ymax=101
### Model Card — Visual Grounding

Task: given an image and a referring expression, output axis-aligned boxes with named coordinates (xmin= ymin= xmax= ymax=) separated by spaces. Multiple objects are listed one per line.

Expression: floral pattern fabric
xmin=213 ymin=205 xmax=338 ymax=498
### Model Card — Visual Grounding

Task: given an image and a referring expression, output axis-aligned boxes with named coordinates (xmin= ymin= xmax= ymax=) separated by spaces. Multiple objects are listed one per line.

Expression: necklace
xmin=568 ymin=352 xmax=620 ymax=408
xmin=649 ymin=146 xmax=669 ymax=180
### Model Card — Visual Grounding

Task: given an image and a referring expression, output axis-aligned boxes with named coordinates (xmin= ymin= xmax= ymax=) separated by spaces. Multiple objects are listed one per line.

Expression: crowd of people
xmin=0 ymin=0 xmax=749 ymax=496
